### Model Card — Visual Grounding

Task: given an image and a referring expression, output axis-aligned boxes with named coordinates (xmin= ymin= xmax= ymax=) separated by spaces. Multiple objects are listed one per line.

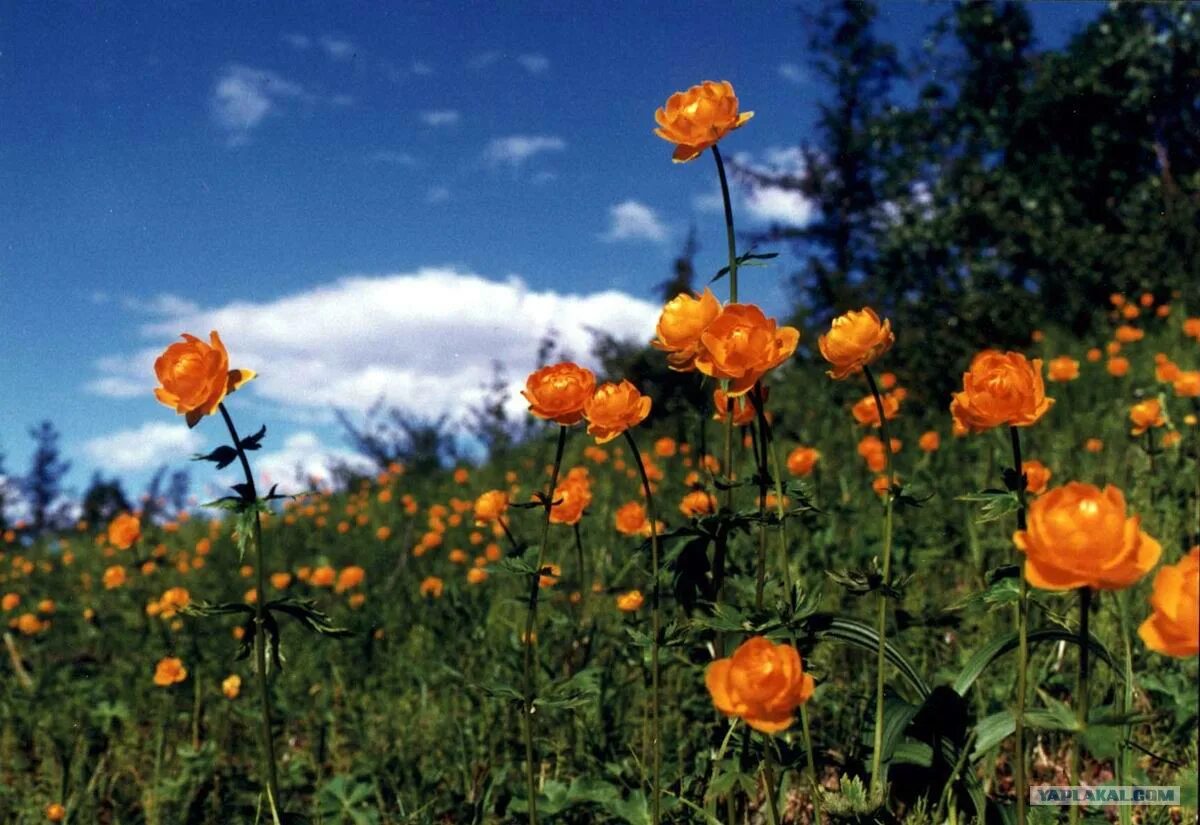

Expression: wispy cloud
xmin=319 ymin=35 xmax=358 ymax=62
xmin=517 ymin=53 xmax=550 ymax=74
xmin=426 ymin=186 xmax=451 ymax=204
xmin=368 ymin=150 xmax=417 ymax=167
xmin=122 ymin=293 xmax=201 ymax=316
xmin=281 ymin=33 xmax=311 ymax=50
xmin=83 ymin=422 xmax=202 ymax=472
xmin=209 ymin=64 xmax=309 ymax=145
xmin=252 ymin=431 xmax=373 ymax=489
xmin=778 ymin=63 xmax=806 ymax=85
xmin=601 ymin=200 xmax=668 ymax=243
xmin=695 ymin=147 xmax=814 ymax=227
xmin=484 ymin=135 xmax=566 ymax=169
xmin=467 ymin=51 xmax=502 ymax=70
xmin=410 ymin=61 xmax=434 ymax=76
xmin=419 ymin=109 xmax=460 ymax=127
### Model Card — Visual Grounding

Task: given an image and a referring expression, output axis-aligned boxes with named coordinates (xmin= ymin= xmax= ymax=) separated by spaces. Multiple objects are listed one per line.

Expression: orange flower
xmin=538 ymin=563 xmax=561 ymax=589
xmin=1121 ymin=304 xmax=1139 ymax=320
xmin=271 ymin=572 xmax=292 ymax=589
xmin=786 ymin=446 xmax=820 ymax=477
xmin=1183 ymin=317 xmax=1200 ymax=340
xmin=1014 ymin=483 xmax=1160 ymax=591
xmin=680 ymin=490 xmax=716 ymax=517
xmin=653 ymin=288 xmax=721 ymax=370
xmin=654 ymin=437 xmax=677 ymax=457
xmin=918 ymin=431 xmax=940 ymax=453
xmin=1085 ymin=347 xmax=1102 ymax=363
xmin=153 ymin=657 xmax=188 ymax=687
xmin=1137 ymin=547 xmax=1199 ymax=658
xmin=1046 ymin=356 xmax=1080 ymax=383
xmin=614 ymin=501 xmax=648 ymax=536
xmin=653 ymin=80 xmax=753 ymax=163
xmin=1129 ymin=399 xmax=1166 ymax=435
xmin=616 ymin=590 xmax=644 ymax=612
xmin=1155 ymin=355 xmax=1181 ymax=383
xmin=851 ymin=393 xmax=899 ymax=428
xmin=950 ymin=351 xmax=1054 ymax=433
xmin=1114 ymin=324 xmax=1144 ymax=343
xmin=46 ymin=803 xmax=66 ymax=822
xmin=1 ymin=593 xmax=18 ymax=613
xmin=1022 ymin=460 xmax=1052 ymax=496
xmin=521 ymin=362 xmax=596 ymax=426
xmin=547 ymin=477 xmax=591 ymax=526
xmin=102 ymin=564 xmax=127 ymax=590
xmin=1085 ymin=438 xmax=1104 ymax=453
xmin=419 ymin=576 xmax=445 ymax=598
xmin=1109 ymin=293 xmax=1126 ymax=307
xmin=583 ymin=380 xmax=652 ymax=444
xmin=705 ymin=636 xmax=815 ymax=734
xmin=1173 ymin=371 xmax=1200 ymax=398
xmin=466 ymin=567 xmax=488 ymax=585
xmin=712 ymin=388 xmax=758 ymax=426
xmin=817 ymin=307 xmax=895 ymax=380
xmin=153 ymin=331 xmax=256 ymax=427
xmin=222 ymin=673 xmax=241 ymax=699
xmin=1106 ymin=357 xmax=1130 ymax=378
xmin=310 ymin=565 xmax=336 ymax=587
xmin=857 ymin=436 xmax=887 ymax=473
xmin=107 ymin=513 xmax=141 ymax=550
xmin=694 ymin=305 xmax=799 ymax=395
xmin=335 ymin=565 xmax=365 ymax=593
xmin=473 ymin=490 xmax=509 ymax=525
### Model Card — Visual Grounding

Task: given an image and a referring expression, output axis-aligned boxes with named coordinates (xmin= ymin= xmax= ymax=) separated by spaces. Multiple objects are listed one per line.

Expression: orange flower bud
xmin=614 ymin=501 xmax=648 ymax=536
xmin=712 ymin=388 xmax=757 ymax=426
xmin=1114 ymin=325 xmax=1144 ymax=343
xmin=466 ymin=567 xmax=488 ymax=585
xmin=335 ymin=565 xmax=364 ymax=593
xmin=1138 ymin=547 xmax=1199 ymax=657
xmin=616 ymin=590 xmax=644 ymax=612
xmin=419 ymin=576 xmax=445 ymax=598
xmin=1046 ymin=356 xmax=1080 ymax=383
xmin=1106 ymin=357 xmax=1130 ymax=377
xmin=473 ymin=490 xmax=509 ymax=525
xmin=522 ymin=362 xmax=596 ymax=426
xmin=583 ymin=380 xmax=652 ymax=444
xmin=107 ymin=513 xmax=141 ymax=550
xmin=153 ymin=331 xmax=255 ymax=427
xmin=1129 ymin=399 xmax=1166 ymax=435
xmin=153 ymin=656 xmax=188 ymax=687
xmin=1085 ymin=438 xmax=1104 ymax=453
xmin=102 ymin=564 xmax=127 ymax=590
xmin=950 ymin=351 xmax=1053 ymax=434
xmin=1021 ymin=460 xmax=1052 ymax=496
xmin=786 ymin=446 xmax=820 ymax=477
xmin=654 ymin=437 xmax=677 ymax=457
xmin=653 ymin=80 xmax=753 ymax=163
xmin=46 ymin=803 xmax=66 ymax=822
xmin=1085 ymin=347 xmax=1102 ymax=363
xmin=222 ymin=674 xmax=241 ymax=699
xmin=918 ymin=431 xmax=940 ymax=453
xmin=818 ymin=307 xmax=895 ymax=380
xmin=694 ymin=304 xmax=799 ymax=395
xmin=851 ymin=393 xmax=900 ymax=428
xmin=652 ymin=288 xmax=721 ymax=370
xmin=1183 ymin=317 xmax=1200 ymax=340
xmin=705 ymin=636 xmax=815 ymax=734
xmin=546 ymin=477 xmax=591 ymax=526
xmin=1014 ymin=483 xmax=1160 ymax=591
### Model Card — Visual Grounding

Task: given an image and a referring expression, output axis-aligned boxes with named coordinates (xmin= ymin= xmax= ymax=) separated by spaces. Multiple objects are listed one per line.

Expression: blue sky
xmin=0 ymin=1 xmax=1102 ymax=501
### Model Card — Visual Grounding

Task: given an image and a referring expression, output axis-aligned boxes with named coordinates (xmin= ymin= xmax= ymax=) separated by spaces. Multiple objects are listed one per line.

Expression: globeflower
xmin=1129 ymin=399 xmax=1166 ymax=436
xmin=712 ymin=388 xmax=757 ymax=426
xmin=818 ymin=307 xmax=895 ymax=380
xmin=950 ymin=351 xmax=1054 ymax=433
xmin=614 ymin=501 xmax=648 ymax=536
xmin=852 ymin=393 xmax=900 ymax=428
xmin=679 ymin=490 xmax=716 ymax=517
xmin=153 ymin=656 xmax=188 ymax=687
xmin=705 ymin=636 xmax=815 ymax=734
xmin=1137 ymin=547 xmax=1199 ymax=658
xmin=222 ymin=674 xmax=241 ymax=699
xmin=521 ymin=362 xmax=596 ymax=426
xmin=1046 ymin=356 xmax=1080 ymax=383
xmin=786 ymin=446 xmax=820 ymax=477
xmin=1022 ymin=460 xmax=1052 ymax=495
xmin=652 ymin=288 xmax=721 ymax=370
xmin=1013 ymin=482 xmax=1160 ymax=591
xmin=694 ymin=304 xmax=799 ymax=396
xmin=419 ymin=576 xmax=445 ymax=598
xmin=653 ymin=80 xmax=753 ymax=163
xmin=153 ymin=331 xmax=256 ymax=427
xmin=107 ymin=512 xmax=141 ymax=550
xmin=583 ymin=381 xmax=652 ymax=444
xmin=1174 ymin=371 xmax=1200 ymax=398
xmin=616 ymin=590 xmax=645 ymax=612
xmin=473 ymin=490 xmax=509 ymax=525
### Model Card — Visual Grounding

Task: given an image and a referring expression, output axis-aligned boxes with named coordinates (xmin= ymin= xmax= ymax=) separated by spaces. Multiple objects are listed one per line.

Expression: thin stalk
xmin=521 ymin=425 xmax=568 ymax=825
xmin=625 ymin=431 xmax=662 ymax=825
xmin=1116 ymin=591 xmax=1134 ymax=825
xmin=573 ymin=523 xmax=590 ymax=621
xmin=863 ymin=366 xmax=895 ymax=802
xmin=800 ymin=703 xmax=824 ymax=824
xmin=218 ymin=403 xmax=282 ymax=825
xmin=711 ymin=145 xmax=738 ymax=303
xmin=762 ymin=739 xmax=781 ymax=825
xmin=1069 ymin=587 xmax=1092 ymax=825
xmin=1009 ymin=425 xmax=1030 ymax=825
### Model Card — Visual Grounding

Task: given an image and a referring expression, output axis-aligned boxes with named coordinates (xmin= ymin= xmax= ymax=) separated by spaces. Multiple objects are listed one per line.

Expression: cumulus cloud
xmin=84 ymin=422 xmax=202 ymax=472
xmin=695 ymin=146 xmax=814 ymax=227
xmin=517 ymin=53 xmax=550 ymax=74
xmin=601 ymin=200 xmax=668 ymax=243
xmin=419 ymin=109 xmax=460 ymax=127
xmin=484 ymin=135 xmax=566 ymax=169
xmin=210 ymin=64 xmax=309 ymax=145
xmin=251 ymin=431 xmax=373 ymax=490
xmin=90 ymin=269 xmax=660 ymax=424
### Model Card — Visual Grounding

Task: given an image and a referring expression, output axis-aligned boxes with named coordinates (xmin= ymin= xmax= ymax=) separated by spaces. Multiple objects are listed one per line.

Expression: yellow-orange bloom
xmin=1014 ymin=483 xmax=1160 ymax=591
xmin=680 ymin=490 xmax=716 ymax=517
xmin=419 ymin=576 xmax=445 ymax=599
xmin=653 ymin=80 xmax=753 ymax=163
xmin=694 ymin=304 xmax=799 ymax=396
xmin=153 ymin=331 xmax=256 ymax=427
xmin=102 ymin=564 xmax=127 ymax=590
xmin=1138 ymin=547 xmax=1199 ymax=658
xmin=654 ymin=437 xmax=677 ymax=457
xmin=616 ymin=590 xmax=644 ymax=612
xmin=547 ymin=477 xmax=591 ymax=526
xmin=473 ymin=490 xmax=509 ymax=525
xmin=107 ymin=513 xmax=141 ymax=550
xmin=950 ymin=351 xmax=1054 ymax=433
xmin=335 ymin=565 xmax=364 ymax=593
xmin=712 ymin=388 xmax=757 ymax=426
xmin=1183 ymin=317 xmax=1200 ymax=340
xmin=851 ymin=393 xmax=900 ymax=428
xmin=918 ymin=431 xmax=940 ymax=453
xmin=705 ymin=636 xmax=815 ymax=734
xmin=653 ymin=288 xmax=721 ymax=370
xmin=1114 ymin=325 xmax=1144 ymax=343
xmin=1046 ymin=356 xmax=1080 ymax=383
xmin=521 ymin=362 xmax=596 ymax=426
xmin=1173 ymin=371 xmax=1200 ymax=398
xmin=1022 ymin=460 xmax=1052 ymax=496
xmin=46 ymin=803 xmax=66 ymax=822
xmin=1107 ymin=357 xmax=1130 ymax=377
xmin=222 ymin=673 xmax=241 ymax=699
xmin=153 ymin=656 xmax=188 ymax=687
xmin=583 ymin=380 xmax=652 ymax=444
xmin=1129 ymin=399 xmax=1166 ymax=436
xmin=818 ymin=307 xmax=895 ymax=380
xmin=786 ymin=446 xmax=820 ymax=477
xmin=614 ymin=501 xmax=648 ymax=536
xmin=1085 ymin=438 xmax=1104 ymax=453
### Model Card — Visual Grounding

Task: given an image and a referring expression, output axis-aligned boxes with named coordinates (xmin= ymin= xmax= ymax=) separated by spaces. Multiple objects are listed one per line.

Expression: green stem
xmin=863 ymin=366 xmax=895 ymax=803
xmin=521 ymin=425 xmax=568 ymax=825
xmin=712 ymin=144 xmax=738 ymax=303
xmin=625 ymin=431 xmax=662 ymax=825
xmin=218 ymin=403 xmax=282 ymax=825
xmin=800 ymin=703 xmax=824 ymax=824
xmin=1009 ymin=425 xmax=1030 ymax=825
xmin=762 ymin=739 xmax=781 ymax=825
xmin=1116 ymin=591 xmax=1134 ymax=825
xmin=1070 ymin=587 xmax=1092 ymax=825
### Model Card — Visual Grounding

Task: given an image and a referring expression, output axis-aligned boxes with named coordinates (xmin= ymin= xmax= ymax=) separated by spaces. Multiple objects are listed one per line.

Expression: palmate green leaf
xmin=266 ymin=598 xmax=352 ymax=639
xmin=953 ymin=627 xmax=1121 ymax=697
xmin=957 ymin=488 xmax=1021 ymax=523
xmin=710 ymin=248 xmax=780 ymax=284
xmin=181 ymin=600 xmax=254 ymax=618
xmin=947 ymin=575 xmax=1020 ymax=612
xmin=536 ymin=667 xmax=600 ymax=710
xmin=494 ymin=555 xmax=540 ymax=576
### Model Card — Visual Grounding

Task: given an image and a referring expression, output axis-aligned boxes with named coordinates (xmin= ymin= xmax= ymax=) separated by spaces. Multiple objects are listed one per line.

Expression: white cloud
xmin=210 ymin=65 xmax=308 ymax=144
xmin=601 ymin=200 xmax=668 ymax=243
xmin=252 ymin=431 xmax=373 ymax=490
xmin=467 ymin=51 xmax=502 ymax=70
xmin=319 ymin=36 xmax=358 ymax=61
xmin=122 ymin=293 xmax=201 ymax=316
xmin=517 ymin=53 xmax=550 ymax=74
xmin=425 ymin=185 xmax=451 ymax=203
xmin=89 ymin=269 xmax=661 ymax=424
xmin=419 ymin=109 xmax=460 ymax=127
xmin=84 ymin=422 xmax=202 ymax=472
xmin=410 ymin=61 xmax=434 ymax=76
xmin=694 ymin=146 xmax=814 ymax=227
xmin=484 ymin=135 xmax=566 ymax=169
xmin=778 ymin=63 xmax=806 ymax=85
xmin=281 ymin=33 xmax=310 ymax=50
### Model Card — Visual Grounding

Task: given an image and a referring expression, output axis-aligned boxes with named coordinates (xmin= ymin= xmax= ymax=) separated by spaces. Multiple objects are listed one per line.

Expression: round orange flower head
xmin=102 ymin=564 xmax=127 ymax=590
xmin=1155 ymin=355 xmax=1180 ymax=383
xmin=1138 ymin=547 xmax=1199 ymax=658
xmin=419 ymin=576 xmax=445 ymax=598
xmin=1085 ymin=437 xmax=1104 ymax=453
xmin=712 ymin=388 xmax=757 ymax=426
xmin=1129 ymin=399 xmax=1166 ymax=436
xmin=46 ymin=803 xmax=66 ymax=822
xmin=1121 ymin=304 xmax=1140 ymax=320
xmin=614 ymin=501 xmax=648 ymax=536
xmin=1114 ymin=324 xmax=1144 ymax=343
xmin=679 ymin=489 xmax=716 ymax=517
xmin=1085 ymin=347 xmax=1102 ymax=363
xmin=654 ymin=436 xmax=677 ymax=457
xmin=695 ymin=304 xmax=800 ymax=395
xmin=1183 ymin=317 xmax=1200 ymax=340
xmin=616 ymin=589 xmax=645 ymax=612
xmin=547 ymin=477 xmax=591 ymax=526
xmin=918 ymin=430 xmax=940 ymax=453
xmin=705 ymin=636 xmax=815 ymax=734
xmin=153 ymin=656 xmax=188 ymax=687
xmin=653 ymin=80 xmax=753 ymax=163
xmin=583 ymin=380 xmax=652 ymax=444
xmin=949 ymin=350 xmax=1054 ymax=433
xmin=473 ymin=490 xmax=509 ymax=526
xmin=652 ymin=288 xmax=721 ymax=370
xmin=1173 ymin=371 xmax=1200 ymax=398
xmin=1013 ymin=482 xmax=1161 ymax=591
xmin=222 ymin=673 xmax=241 ymax=699
xmin=154 ymin=331 xmax=256 ymax=427
xmin=1021 ymin=460 xmax=1052 ymax=496
xmin=335 ymin=565 xmax=365 ymax=593
xmin=1106 ymin=357 xmax=1130 ymax=377
xmin=1046 ymin=356 xmax=1080 ymax=383
xmin=522 ymin=362 xmax=596 ymax=426
xmin=786 ymin=446 xmax=820 ymax=477
xmin=107 ymin=512 xmax=141 ymax=550
xmin=852 ymin=393 xmax=900 ymax=428
xmin=818 ymin=307 xmax=895 ymax=380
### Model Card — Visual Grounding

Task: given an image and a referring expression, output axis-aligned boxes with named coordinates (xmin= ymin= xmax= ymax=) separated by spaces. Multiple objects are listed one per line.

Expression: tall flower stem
xmin=761 ymin=739 xmax=782 ymax=825
xmin=1115 ymin=591 xmax=1134 ymax=825
xmin=863 ymin=366 xmax=895 ymax=802
xmin=711 ymin=145 xmax=738 ymax=303
xmin=625 ymin=431 xmax=662 ymax=825
xmin=521 ymin=425 xmax=568 ymax=825
xmin=800 ymin=704 xmax=824 ymax=824
xmin=1009 ymin=425 xmax=1030 ymax=825
xmin=1069 ymin=587 xmax=1092 ymax=825
xmin=218 ymin=403 xmax=282 ymax=824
